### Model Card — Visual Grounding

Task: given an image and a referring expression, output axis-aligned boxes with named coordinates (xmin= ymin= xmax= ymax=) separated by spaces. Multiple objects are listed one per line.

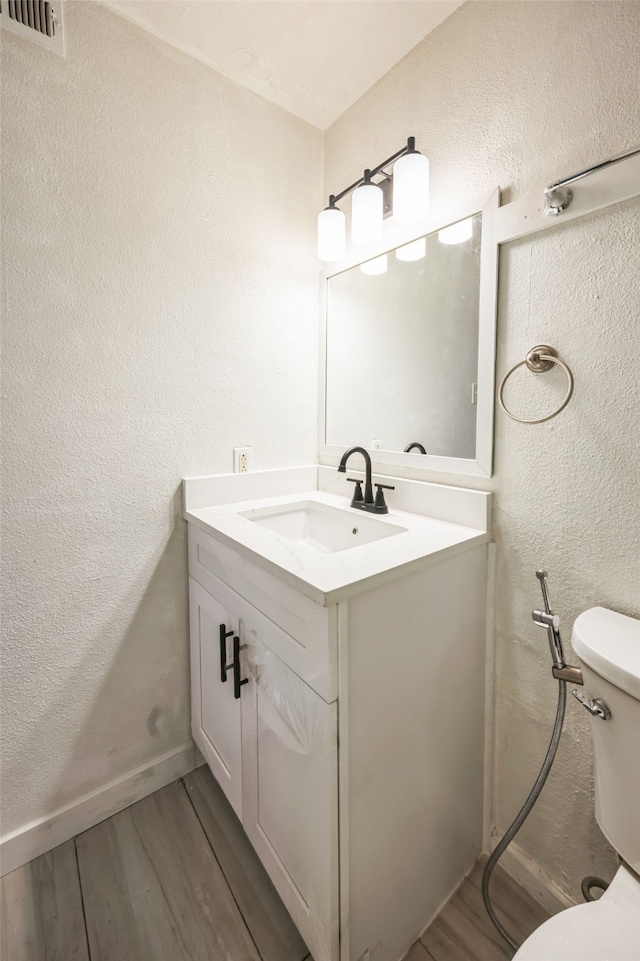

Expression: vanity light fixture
xmin=360 ymin=254 xmax=388 ymax=275
xmin=395 ymin=237 xmax=426 ymax=262
xmin=317 ymin=136 xmax=429 ymax=262
xmin=438 ymin=217 xmax=473 ymax=245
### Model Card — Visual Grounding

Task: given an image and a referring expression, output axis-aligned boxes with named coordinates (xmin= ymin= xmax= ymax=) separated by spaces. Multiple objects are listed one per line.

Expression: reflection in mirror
xmin=325 ymin=214 xmax=482 ymax=460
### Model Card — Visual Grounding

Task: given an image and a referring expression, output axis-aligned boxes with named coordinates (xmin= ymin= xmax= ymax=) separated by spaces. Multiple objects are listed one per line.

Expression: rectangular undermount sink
xmin=239 ymin=500 xmax=408 ymax=554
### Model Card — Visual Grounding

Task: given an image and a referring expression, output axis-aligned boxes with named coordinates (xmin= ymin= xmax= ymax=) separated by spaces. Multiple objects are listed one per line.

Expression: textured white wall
xmin=324 ymin=1 xmax=640 ymax=900
xmin=1 ymin=2 xmax=322 ymax=835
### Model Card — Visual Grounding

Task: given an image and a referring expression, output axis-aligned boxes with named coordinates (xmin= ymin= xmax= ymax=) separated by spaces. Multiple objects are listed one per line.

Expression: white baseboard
xmin=0 ymin=741 xmax=196 ymax=877
xmin=497 ymin=840 xmax=577 ymax=915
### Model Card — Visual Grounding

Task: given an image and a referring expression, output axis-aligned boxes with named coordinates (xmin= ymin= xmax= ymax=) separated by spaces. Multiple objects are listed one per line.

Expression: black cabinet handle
xmin=233 ymin=635 xmax=249 ymax=699
xmin=219 ymin=624 xmax=234 ymax=682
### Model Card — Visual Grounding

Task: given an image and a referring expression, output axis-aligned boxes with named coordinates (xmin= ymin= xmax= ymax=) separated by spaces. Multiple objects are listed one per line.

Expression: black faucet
xmin=337 ymin=446 xmax=394 ymax=514
xmin=404 ymin=442 xmax=427 ymax=454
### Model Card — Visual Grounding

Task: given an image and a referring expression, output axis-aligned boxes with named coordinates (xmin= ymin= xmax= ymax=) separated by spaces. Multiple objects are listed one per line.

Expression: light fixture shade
xmin=438 ymin=217 xmax=473 ymax=245
xmin=395 ymin=237 xmax=426 ymax=262
xmin=351 ymin=181 xmax=383 ymax=245
xmin=317 ymin=205 xmax=346 ymax=261
xmin=393 ymin=151 xmax=429 ymax=224
xmin=360 ymin=254 xmax=388 ymax=275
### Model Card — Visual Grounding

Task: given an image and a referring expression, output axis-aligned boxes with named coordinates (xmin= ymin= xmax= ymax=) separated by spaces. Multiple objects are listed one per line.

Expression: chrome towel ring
xmin=498 ymin=345 xmax=574 ymax=424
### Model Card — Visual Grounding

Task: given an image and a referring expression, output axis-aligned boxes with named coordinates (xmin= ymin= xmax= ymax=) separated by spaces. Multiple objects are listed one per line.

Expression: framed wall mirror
xmin=318 ymin=187 xmax=499 ymax=478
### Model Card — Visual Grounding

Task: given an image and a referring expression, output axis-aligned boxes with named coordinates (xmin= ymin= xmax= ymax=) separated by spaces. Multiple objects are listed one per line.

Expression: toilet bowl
xmin=513 ymin=863 xmax=640 ymax=961
xmin=513 ymin=607 xmax=640 ymax=961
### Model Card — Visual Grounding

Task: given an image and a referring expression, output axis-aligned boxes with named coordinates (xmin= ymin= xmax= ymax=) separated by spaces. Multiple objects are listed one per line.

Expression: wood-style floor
xmin=1 ymin=766 xmax=551 ymax=961
xmin=406 ymin=859 xmax=551 ymax=961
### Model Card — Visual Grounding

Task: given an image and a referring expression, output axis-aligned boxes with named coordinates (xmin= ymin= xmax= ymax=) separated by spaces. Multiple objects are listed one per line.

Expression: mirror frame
xmin=318 ymin=187 xmax=500 ymax=478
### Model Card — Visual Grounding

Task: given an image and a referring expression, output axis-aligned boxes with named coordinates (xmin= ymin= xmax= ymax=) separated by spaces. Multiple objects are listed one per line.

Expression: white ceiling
xmin=102 ymin=1 xmax=464 ymax=130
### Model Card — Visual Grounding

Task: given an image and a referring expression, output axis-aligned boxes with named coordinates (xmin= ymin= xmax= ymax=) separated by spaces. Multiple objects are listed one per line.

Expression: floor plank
xmin=420 ymin=914 xmax=476 ymax=961
xmin=75 ymin=779 xmax=262 ymax=961
xmin=468 ymin=859 xmax=551 ymax=947
xmin=184 ymin=765 xmax=308 ymax=961
xmin=422 ymin=896 xmax=511 ymax=961
xmin=410 ymin=857 xmax=553 ymax=961
xmin=0 ymin=839 xmax=89 ymax=961
xmin=403 ymin=939 xmax=436 ymax=961
xmin=455 ymin=871 xmax=518 ymax=950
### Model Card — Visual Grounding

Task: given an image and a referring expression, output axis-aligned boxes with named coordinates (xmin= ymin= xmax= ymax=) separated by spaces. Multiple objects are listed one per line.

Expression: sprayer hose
xmin=482 ymin=680 xmax=567 ymax=952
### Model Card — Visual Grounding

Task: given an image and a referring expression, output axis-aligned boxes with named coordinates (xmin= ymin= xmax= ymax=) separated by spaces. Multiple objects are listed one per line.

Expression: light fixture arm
xmin=327 ymin=137 xmax=417 ymax=206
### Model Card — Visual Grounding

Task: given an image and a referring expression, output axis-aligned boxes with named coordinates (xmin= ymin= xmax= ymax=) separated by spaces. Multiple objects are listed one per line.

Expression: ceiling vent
xmin=0 ymin=0 xmax=64 ymax=55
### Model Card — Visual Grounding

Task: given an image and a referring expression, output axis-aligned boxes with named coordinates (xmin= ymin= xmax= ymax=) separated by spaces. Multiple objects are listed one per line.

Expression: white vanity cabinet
xmin=189 ymin=525 xmax=340 ymax=961
xmin=187 ymin=513 xmax=488 ymax=961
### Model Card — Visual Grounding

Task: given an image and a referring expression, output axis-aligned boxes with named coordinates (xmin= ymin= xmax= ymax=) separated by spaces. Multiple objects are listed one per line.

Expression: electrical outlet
xmin=371 ymin=439 xmax=383 ymax=450
xmin=233 ymin=447 xmax=252 ymax=473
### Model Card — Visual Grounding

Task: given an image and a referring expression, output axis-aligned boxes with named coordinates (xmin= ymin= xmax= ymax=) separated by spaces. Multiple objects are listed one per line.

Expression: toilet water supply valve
xmin=532 ymin=571 xmax=611 ymax=720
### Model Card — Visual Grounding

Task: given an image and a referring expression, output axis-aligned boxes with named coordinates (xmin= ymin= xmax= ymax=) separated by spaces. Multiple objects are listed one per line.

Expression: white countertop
xmin=184 ymin=487 xmax=489 ymax=605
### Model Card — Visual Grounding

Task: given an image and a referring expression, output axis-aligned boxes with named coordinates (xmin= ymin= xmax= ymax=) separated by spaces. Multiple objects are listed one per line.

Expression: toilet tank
xmin=572 ymin=607 xmax=640 ymax=874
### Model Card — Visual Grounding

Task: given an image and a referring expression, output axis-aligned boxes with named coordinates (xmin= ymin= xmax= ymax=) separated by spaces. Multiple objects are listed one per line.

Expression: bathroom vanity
xmin=184 ymin=466 xmax=491 ymax=961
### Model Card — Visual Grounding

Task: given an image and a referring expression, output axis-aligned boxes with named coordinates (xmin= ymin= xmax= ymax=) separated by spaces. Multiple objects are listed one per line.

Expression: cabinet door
xmin=242 ymin=640 xmax=339 ymax=961
xmin=189 ymin=577 xmax=244 ymax=819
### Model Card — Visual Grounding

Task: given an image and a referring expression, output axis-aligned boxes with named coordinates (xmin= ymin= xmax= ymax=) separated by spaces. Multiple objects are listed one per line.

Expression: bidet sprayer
xmin=532 ymin=570 xmax=583 ymax=684
xmin=532 ymin=570 xmax=565 ymax=669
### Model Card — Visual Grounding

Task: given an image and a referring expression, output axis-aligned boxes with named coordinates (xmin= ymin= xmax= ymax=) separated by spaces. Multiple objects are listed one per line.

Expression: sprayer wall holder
xmin=553 ymin=664 xmax=583 ymax=684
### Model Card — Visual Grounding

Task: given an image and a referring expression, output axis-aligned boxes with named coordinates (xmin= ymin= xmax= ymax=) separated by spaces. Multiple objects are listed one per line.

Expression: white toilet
xmin=514 ymin=606 xmax=640 ymax=961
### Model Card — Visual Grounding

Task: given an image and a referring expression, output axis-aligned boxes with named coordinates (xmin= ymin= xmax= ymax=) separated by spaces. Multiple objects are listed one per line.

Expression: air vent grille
xmin=0 ymin=0 xmax=64 ymax=55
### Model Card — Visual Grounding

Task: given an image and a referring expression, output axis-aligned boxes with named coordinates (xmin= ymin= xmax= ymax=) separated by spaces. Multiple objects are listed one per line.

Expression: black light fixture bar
xmin=328 ymin=137 xmax=416 ymax=206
